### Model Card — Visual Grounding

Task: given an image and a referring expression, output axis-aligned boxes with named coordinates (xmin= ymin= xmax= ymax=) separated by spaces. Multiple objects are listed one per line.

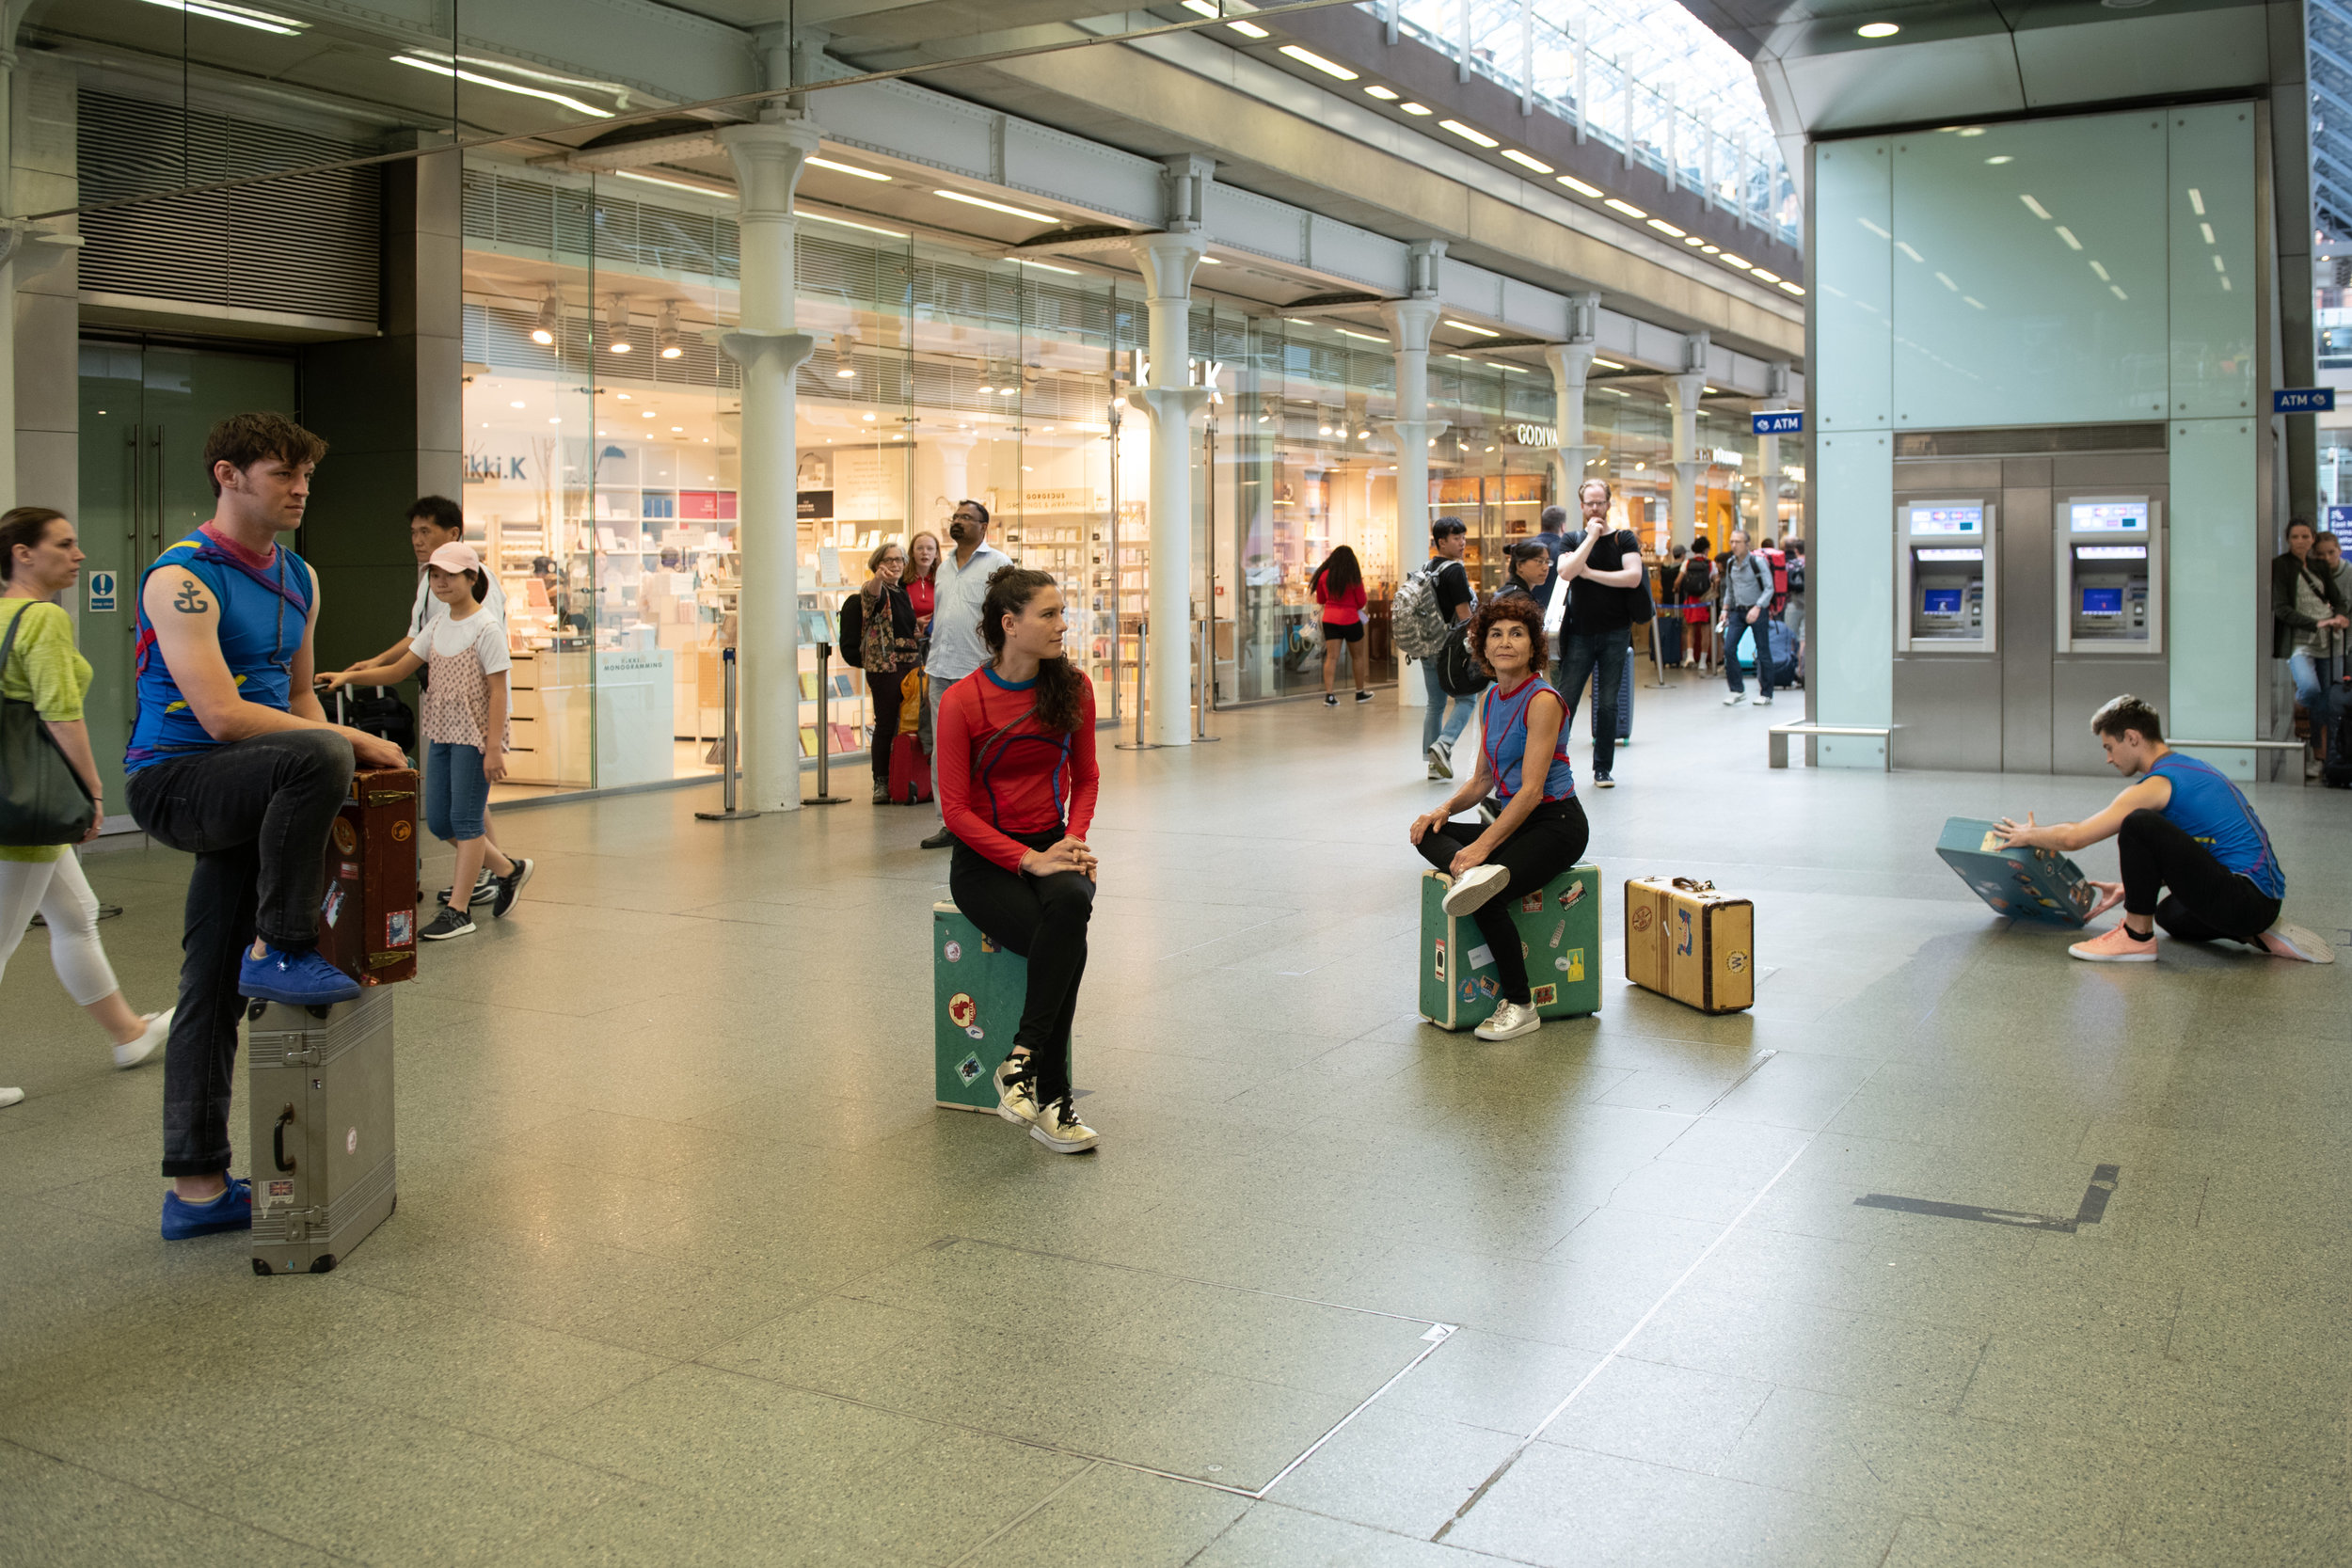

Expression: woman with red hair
xmin=1407 ymin=594 xmax=1591 ymax=1041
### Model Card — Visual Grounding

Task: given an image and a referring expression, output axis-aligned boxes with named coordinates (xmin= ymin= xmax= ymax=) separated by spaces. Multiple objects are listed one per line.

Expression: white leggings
xmin=0 ymin=852 xmax=120 ymax=1007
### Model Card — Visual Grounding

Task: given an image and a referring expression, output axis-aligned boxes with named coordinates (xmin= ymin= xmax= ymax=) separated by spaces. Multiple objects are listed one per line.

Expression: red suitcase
xmin=889 ymin=734 xmax=931 ymax=804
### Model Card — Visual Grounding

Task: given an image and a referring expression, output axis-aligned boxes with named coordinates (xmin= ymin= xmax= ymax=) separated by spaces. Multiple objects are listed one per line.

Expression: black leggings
xmin=1415 ymin=797 xmax=1590 ymax=1003
xmin=866 ymin=669 xmax=908 ymax=783
xmin=2118 ymin=808 xmax=2280 ymax=944
xmin=948 ymin=828 xmax=1093 ymax=1103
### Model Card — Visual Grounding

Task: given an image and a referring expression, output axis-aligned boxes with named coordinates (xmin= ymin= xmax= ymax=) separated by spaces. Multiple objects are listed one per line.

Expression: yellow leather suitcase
xmin=1624 ymin=877 xmax=1755 ymax=1014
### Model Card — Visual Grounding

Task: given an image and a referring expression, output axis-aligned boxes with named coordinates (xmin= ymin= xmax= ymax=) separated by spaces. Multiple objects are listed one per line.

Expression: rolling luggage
xmin=889 ymin=734 xmax=932 ymax=804
xmin=1764 ymin=619 xmax=1801 ymax=691
xmin=933 ymin=900 xmax=1027 ymax=1109
xmin=248 ymin=989 xmax=397 ymax=1275
xmin=1654 ymin=611 xmax=1684 ymax=667
xmin=1625 ymin=876 xmax=1755 ymax=1013
xmin=1933 ymin=816 xmax=2096 ymax=926
xmin=316 ymin=768 xmax=421 ymax=986
xmin=1420 ymin=863 xmax=1603 ymax=1030
xmin=2325 ymin=678 xmax=2352 ymax=788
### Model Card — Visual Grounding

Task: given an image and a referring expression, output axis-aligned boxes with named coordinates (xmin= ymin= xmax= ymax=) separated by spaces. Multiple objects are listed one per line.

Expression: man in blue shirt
xmin=920 ymin=499 xmax=1011 ymax=848
xmin=1994 ymin=695 xmax=2333 ymax=964
xmin=129 ymin=413 xmax=407 ymax=1239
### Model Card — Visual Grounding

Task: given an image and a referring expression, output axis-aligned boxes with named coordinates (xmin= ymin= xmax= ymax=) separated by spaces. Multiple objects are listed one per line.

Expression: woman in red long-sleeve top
xmin=936 ymin=565 xmax=1103 ymax=1153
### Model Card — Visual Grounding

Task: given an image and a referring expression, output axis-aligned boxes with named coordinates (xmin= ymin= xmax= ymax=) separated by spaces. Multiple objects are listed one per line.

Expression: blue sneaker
xmin=162 ymin=1177 xmax=253 ymax=1240
xmin=239 ymin=943 xmax=361 ymax=1006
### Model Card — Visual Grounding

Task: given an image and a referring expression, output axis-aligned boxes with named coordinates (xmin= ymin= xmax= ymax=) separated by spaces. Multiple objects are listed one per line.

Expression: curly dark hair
xmin=1467 ymin=594 xmax=1548 ymax=679
xmin=978 ymin=564 xmax=1085 ymax=734
xmin=203 ymin=412 xmax=326 ymax=497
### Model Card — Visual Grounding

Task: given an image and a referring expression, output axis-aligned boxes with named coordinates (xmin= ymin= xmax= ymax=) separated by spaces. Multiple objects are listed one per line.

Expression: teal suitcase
xmin=933 ymin=901 xmax=1028 ymax=1110
xmin=1933 ymin=816 xmax=2095 ymax=927
xmin=1418 ymin=863 xmax=1603 ymax=1031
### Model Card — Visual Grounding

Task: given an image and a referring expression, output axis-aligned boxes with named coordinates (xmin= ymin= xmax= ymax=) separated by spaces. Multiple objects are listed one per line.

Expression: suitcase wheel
xmin=245 ymin=998 xmax=266 ymax=1022
xmin=309 ymin=1254 xmax=338 ymax=1275
xmin=251 ymin=1258 xmax=273 ymax=1276
xmin=307 ymin=1005 xmax=332 ymax=1021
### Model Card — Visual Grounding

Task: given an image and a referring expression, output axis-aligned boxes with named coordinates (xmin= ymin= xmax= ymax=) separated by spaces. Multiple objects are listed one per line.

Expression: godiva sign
xmin=1505 ymin=423 xmax=1559 ymax=449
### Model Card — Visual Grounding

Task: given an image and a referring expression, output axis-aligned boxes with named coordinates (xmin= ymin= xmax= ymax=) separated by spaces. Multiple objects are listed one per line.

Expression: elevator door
xmin=78 ymin=341 xmax=302 ymax=817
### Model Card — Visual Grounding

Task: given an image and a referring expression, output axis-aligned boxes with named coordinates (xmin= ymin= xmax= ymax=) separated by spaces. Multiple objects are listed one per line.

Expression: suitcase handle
xmin=1669 ymin=878 xmax=1716 ymax=892
xmin=273 ymin=1104 xmax=297 ymax=1172
xmin=364 ymin=790 xmax=416 ymax=806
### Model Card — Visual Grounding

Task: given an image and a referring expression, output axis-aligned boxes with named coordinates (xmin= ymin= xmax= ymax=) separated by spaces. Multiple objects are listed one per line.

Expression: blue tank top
xmin=126 ymin=530 xmax=312 ymax=773
xmin=2150 ymin=752 xmax=2283 ymax=898
xmin=1480 ymin=674 xmax=1576 ymax=802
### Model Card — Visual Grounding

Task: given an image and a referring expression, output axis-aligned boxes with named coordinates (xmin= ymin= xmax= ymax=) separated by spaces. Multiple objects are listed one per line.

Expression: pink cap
xmin=426 ymin=541 xmax=483 ymax=575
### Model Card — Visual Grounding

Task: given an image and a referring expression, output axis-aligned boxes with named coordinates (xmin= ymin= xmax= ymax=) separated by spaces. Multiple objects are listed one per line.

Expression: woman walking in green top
xmin=1 ymin=508 xmax=172 ymax=1108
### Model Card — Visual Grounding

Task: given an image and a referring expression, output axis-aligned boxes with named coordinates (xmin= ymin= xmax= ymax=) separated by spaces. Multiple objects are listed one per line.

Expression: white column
xmin=1757 ymin=359 xmax=1790 ymax=541
xmin=1664 ymin=332 xmax=1708 ymax=549
xmin=1382 ymin=268 xmax=1449 ymax=710
xmin=933 ymin=432 xmax=976 ymax=512
xmin=1129 ymin=230 xmax=1209 ymax=747
xmin=720 ymin=115 xmax=820 ymax=814
xmin=1543 ymin=293 xmax=1602 ymax=504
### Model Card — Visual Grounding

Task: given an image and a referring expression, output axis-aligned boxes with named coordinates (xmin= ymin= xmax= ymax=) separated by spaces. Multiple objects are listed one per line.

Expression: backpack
xmin=1391 ymin=564 xmax=1452 ymax=659
xmin=1434 ymin=618 xmax=1493 ymax=698
xmin=836 ymin=594 xmax=865 ymax=670
xmin=1785 ymin=557 xmax=1805 ymax=596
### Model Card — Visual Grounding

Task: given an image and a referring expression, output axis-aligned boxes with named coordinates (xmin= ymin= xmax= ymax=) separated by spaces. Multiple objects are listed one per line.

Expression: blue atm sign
xmin=2274 ymin=388 xmax=2336 ymax=413
xmin=1751 ymin=411 xmax=1804 ymax=436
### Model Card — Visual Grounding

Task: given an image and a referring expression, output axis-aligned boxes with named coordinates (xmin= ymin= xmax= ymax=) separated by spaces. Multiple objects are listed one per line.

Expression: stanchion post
xmin=696 ymin=645 xmax=761 ymax=821
xmin=807 ymin=641 xmax=850 ymax=805
xmin=1192 ymin=616 xmax=1221 ymax=742
xmin=1115 ymin=615 xmax=1160 ymax=751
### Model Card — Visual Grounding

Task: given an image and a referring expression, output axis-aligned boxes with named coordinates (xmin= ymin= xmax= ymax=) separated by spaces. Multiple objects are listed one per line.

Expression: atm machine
xmin=1890 ymin=497 xmax=2001 ymax=769
xmin=2052 ymin=492 xmax=2163 ymax=771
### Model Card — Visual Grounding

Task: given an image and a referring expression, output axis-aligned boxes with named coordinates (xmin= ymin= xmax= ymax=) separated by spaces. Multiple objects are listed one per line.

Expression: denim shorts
xmin=425 ymin=740 xmax=490 ymax=842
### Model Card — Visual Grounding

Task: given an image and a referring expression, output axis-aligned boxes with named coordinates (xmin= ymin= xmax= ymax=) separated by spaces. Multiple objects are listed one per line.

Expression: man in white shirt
xmin=334 ymin=496 xmax=512 ymax=899
xmin=921 ymin=499 xmax=1010 ymax=848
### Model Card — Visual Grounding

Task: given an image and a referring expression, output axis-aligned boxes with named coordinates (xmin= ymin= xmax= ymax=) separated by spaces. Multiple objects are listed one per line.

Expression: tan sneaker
xmin=1031 ymin=1096 xmax=1099 ymax=1153
xmin=993 ymin=1057 xmax=1041 ymax=1125
xmin=2069 ymin=923 xmax=2158 ymax=962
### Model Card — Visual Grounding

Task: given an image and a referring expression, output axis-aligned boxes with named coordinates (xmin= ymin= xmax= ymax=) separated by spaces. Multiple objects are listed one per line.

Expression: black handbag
xmin=0 ymin=604 xmax=97 ymax=847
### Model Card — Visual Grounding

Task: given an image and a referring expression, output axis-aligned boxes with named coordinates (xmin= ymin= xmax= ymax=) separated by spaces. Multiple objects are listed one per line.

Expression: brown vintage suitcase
xmin=316 ymin=767 xmax=421 ymax=986
xmin=1624 ymin=876 xmax=1755 ymax=1013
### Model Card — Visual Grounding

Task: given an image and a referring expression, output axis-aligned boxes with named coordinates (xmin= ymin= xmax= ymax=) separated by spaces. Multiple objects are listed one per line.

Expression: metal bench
xmin=1768 ymin=723 xmax=1899 ymax=770
xmin=2168 ymin=738 xmax=2312 ymax=785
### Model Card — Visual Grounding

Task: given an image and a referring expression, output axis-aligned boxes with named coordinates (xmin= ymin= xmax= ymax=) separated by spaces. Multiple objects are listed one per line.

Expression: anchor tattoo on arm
xmin=172 ymin=581 xmax=211 ymax=614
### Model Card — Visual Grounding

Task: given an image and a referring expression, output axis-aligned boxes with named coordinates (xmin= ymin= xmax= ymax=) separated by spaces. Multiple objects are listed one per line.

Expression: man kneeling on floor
xmin=1995 ymin=694 xmax=2334 ymax=965
xmin=127 ymin=413 xmax=408 ymax=1240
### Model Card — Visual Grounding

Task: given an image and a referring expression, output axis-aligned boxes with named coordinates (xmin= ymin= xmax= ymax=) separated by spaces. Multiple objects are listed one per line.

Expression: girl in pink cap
xmin=322 ymin=541 xmax=531 ymax=939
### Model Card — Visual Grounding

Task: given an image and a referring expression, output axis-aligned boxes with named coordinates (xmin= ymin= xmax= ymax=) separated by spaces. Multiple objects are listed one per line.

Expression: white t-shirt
xmin=410 ymin=609 xmax=511 ymax=673
xmin=411 ymin=608 xmax=512 ymax=749
xmin=409 ymin=568 xmax=508 ymax=638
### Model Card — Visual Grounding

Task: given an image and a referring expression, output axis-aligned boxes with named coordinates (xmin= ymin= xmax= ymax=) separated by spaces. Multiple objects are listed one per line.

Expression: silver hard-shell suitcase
xmin=246 ymin=990 xmax=397 ymax=1275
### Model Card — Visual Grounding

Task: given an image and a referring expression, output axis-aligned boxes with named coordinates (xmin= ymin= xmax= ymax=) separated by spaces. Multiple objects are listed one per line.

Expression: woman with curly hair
xmin=936 ymin=565 xmax=1104 ymax=1151
xmin=1407 ymin=593 xmax=1591 ymax=1041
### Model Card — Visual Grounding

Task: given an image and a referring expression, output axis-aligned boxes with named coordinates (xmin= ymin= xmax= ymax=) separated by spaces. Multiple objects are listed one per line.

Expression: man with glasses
xmin=1420 ymin=516 xmax=1478 ymax=781
xmin=1554 ymin=479 xmax=1647 ymax=787
xmin=921 ymin=500 xmax=1012 ymax=848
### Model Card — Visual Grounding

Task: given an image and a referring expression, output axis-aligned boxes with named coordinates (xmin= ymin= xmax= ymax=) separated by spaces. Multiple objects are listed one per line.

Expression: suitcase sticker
xmin=934 ymin=904 xmax=1025 ymax=1111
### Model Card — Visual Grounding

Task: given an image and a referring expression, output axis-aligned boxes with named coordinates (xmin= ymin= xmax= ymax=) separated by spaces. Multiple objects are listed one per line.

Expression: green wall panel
xmin=1815 ymin=429 xmax=1895 ymax=768
xmin=2167 ymin=418 xmax=2259 ymax=778
xmin=1814 ymin=139 xmax=1892 ymax=433
xmin=2167 ymin=104 xmax=2259 ymax=420
xmin=1890 ymin=112 xmax=2169 ymax=429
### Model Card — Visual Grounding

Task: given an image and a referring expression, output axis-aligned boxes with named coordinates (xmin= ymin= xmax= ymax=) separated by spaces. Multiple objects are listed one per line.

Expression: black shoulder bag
xmin=0 ymin=606 xmax=97 ymax=847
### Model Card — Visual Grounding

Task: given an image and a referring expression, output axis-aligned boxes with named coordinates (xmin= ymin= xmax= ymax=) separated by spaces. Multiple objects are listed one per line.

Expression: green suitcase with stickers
xmin=1419 ymin=863 xmax=1603 ymax=1031
xmin=933 ymin=901 xmax=1029 ymax=1110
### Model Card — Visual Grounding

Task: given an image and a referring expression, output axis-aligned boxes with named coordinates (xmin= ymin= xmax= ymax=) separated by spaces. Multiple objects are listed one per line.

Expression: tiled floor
xmin=4 ymin=670 xmax=2347 ymax=1566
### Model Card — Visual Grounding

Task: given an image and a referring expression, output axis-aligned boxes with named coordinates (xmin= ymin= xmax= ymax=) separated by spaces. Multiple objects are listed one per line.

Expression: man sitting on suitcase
xmin=1994 ymin=695 xmax=2334 ymax=965
xmin=127 ymin=413 xmax=408 ymax=1240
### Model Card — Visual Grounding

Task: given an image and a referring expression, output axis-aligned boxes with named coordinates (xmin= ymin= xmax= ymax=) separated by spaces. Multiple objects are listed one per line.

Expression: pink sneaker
xmin=2069 ymin=923 xmax=2159 ymax=962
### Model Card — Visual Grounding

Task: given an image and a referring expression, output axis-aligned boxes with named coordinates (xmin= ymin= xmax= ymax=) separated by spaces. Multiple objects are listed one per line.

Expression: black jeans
xmin=1415 ymin=797 xmax=1590 ymax=1004
xmin=866 ymin=668 xmax=909 ymax=783
xmin=948 ymin=827 xmax=1093 ymax=1104
xmin=1724 ymin=607 xmax=1774 ymax=697
xmin=128 ymin=730 xmax=356 ymax=1177
xmin=2117 ymin=808 xmax=2280 ymax=944
xmin=1553 ymin=630 xmax=1628 ymax=779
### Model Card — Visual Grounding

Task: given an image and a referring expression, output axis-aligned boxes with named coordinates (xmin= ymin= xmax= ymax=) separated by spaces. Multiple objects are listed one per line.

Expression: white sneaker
xmin=1723 ymin=694 xmax=1746 ymax=706
xmin=1426 ymin=740 xmax=1454 ymax=779
xmin=1476 ymin=1000 xmax=1543 ymax=1041
xmin=1754 ymin=695 xmax=1773 ymax=706
xmin=993 ymin=1057 xmax=1041 ymax=1124
xmin=1031 ymin=1096 xmax=1099 ymax=1152
xmin=1442 ymin=863 xmax=1510 ymax=917
xmin=0 ymin=1087 xmax=22 ymax=1109
xmin=113 ymin=1008 xmax=172 ymax=1070
xmin=2258 ymin=922 xmax=2337 ymax=964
